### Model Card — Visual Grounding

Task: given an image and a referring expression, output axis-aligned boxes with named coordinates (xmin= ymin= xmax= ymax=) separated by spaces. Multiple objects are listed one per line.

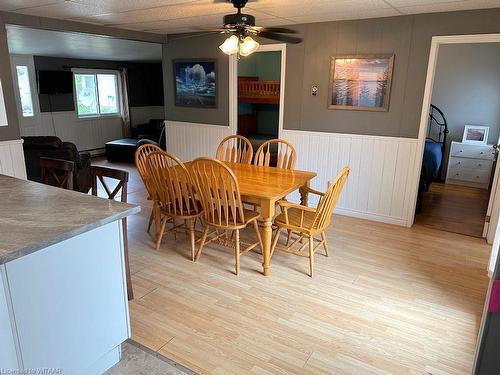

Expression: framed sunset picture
xmin=328 ymin=54 xmax=395 ymax=111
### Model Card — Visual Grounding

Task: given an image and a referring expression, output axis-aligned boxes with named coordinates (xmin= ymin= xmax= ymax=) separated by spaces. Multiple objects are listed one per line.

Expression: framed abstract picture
xmin=328 ymin=54 xmax=395 ymax=111
xmin=173 ymin=59 xmax=217 ymax=108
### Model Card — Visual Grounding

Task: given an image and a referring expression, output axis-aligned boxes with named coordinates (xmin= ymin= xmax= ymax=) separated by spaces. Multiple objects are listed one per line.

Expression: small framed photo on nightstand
xmin=462 ymin=125 xmax=489 ymax=145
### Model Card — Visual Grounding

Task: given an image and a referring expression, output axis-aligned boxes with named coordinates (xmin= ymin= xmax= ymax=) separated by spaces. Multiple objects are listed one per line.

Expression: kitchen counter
xmin=0 ymin=174 xmax=140 ymax=264
xmin=0 ymin=174 xmax=140 ymax=374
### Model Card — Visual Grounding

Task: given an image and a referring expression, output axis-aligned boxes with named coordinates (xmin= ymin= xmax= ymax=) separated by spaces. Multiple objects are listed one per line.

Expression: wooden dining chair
xmin=190 ymin=158 xmax=263 ymax=275
xmin=270 ymin=167 xmax=350 ymax=277
xmin=90 ymin=165 xmax=134 ymax=300
xmin=40 ymin=157 xmax=75 ymax=190
xmin=146 ymin=150 xmax=203 ymax=259
xmin=216 ymin=135 xmax=253 ymax=164
xmin=135 ymin=143 xmax=164 ymax=234
xmin=254 ymin=139 xmax=297 ymax=169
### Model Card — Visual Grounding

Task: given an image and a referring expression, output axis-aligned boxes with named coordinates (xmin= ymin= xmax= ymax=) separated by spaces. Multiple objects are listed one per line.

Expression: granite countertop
xmin=0 ymin=174 xmax=141 ymax=265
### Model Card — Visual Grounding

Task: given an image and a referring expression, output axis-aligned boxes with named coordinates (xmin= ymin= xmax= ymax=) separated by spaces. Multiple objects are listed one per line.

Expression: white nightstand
xmin=446 ymin=141 xmax=495 ymax=189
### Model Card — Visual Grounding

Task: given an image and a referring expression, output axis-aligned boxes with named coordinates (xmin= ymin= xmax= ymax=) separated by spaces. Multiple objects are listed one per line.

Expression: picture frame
xmin=328 ymin=54 xmax=395 ymax=112
xmin=173 ymin=59 xmax=217 ymax=108
xmin=462 ymin=125 xmax=489 ymax=144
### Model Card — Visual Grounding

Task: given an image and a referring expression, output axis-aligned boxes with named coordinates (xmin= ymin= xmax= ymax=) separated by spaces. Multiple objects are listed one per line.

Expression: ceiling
xmin=6 ymin=25 xmax=163 ymax=61
xmin=1 ymin=0 xmax=500 ymax=34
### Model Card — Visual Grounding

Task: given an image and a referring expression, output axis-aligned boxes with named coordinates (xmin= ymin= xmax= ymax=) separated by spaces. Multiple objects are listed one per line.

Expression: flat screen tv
xmin=38 ymin=70 xmax=74 ymax=94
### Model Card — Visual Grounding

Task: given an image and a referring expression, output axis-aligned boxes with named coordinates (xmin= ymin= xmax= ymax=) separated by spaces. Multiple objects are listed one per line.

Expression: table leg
xmin=260 ymin=199 xmax=275 ymax=276
xmin=299 ymin=180 xmax=310 ymax=207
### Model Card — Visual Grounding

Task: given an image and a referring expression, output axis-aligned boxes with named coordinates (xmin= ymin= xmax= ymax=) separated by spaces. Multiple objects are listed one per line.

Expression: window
xmin=74 ymin=71 xmax=120 ymax=118
xmin=15 ymin=66 xmax=34 ymax=117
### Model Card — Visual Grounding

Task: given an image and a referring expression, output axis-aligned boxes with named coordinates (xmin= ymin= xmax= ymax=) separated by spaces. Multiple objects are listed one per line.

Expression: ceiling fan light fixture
xmin=239 ymin=36 xmax=259 ymax=56
xmin=219 ymin=34 xmax=239 ymax=55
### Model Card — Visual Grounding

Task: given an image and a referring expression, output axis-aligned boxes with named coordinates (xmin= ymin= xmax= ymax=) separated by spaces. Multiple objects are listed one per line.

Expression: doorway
xmin=232 ymin=44 xmax=286 ymax=151
xmin=414 ymin=42 xmax=500 ymax=238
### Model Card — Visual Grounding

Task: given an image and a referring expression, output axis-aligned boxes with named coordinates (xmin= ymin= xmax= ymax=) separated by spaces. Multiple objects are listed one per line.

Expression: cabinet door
xmin=5 ymin=222 xmax=129 ymax=374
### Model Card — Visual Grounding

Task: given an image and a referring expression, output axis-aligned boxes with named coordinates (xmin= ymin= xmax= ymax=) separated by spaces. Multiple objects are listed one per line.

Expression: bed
xmin=416 ymin=104 xmax=448 ymax=213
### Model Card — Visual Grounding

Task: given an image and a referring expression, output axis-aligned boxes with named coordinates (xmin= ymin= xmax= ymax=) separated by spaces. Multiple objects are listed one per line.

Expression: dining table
xmin=223 ymin=162 xmax=316 ymax=276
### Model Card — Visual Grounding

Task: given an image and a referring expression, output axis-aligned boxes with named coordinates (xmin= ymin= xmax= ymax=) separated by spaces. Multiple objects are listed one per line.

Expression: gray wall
xmin=163 ymin=34 xmax=229 ymax=125
xmin=0 ymin=13 xmax=20 ymax=140
xmin=431 ymin=43 xmax=500 ymax=173
xmin=163 ymin=8 xmax=500 ymax=138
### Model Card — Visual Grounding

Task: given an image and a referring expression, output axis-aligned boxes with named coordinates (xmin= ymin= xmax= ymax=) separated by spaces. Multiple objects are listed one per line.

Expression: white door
xmin=485 ymin=145 xmax=500 ymax=273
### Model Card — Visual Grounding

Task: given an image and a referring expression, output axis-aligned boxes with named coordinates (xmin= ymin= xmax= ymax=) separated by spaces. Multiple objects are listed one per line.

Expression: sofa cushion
xmin=22 ymin=136 xmax=61 ymax=149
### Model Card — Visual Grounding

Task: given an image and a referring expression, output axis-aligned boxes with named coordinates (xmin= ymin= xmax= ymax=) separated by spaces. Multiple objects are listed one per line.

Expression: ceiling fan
xmin=208 ymin=0 xmax=302 ymax=56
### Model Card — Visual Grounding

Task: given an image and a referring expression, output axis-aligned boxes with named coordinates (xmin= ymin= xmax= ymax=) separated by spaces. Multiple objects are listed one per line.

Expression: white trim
xmin=229 ymin=43 xmax=287 ymax=138
xmin=410 ymin=33 xmax=500 ymax=227
xmin=0 ymin=139 xmax=24 ymax=146
xmin=166 ymin=120 xmax=231 ymax=129
xmin=283 ymin=128 xmax=418 ymax=143
xmin=334 ymin=207 xmax=408 ymax=226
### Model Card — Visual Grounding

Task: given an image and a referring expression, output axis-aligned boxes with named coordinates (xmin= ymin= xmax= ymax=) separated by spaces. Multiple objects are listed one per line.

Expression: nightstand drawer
xmin=448 ymin=157 xmax=492 ymax=171
xmin=450 ymin=142 xmax=494 ymax=160
xmin=448 ymin=168 xmax=491 ymax=183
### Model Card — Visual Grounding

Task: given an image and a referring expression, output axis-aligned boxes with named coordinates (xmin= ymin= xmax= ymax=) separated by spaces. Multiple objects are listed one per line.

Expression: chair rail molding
xmin=165 ymin=120 xmax=232 ymax=162
xmin=282 ymin=129 xmax=419 ymax=227
xmin=0 ymin=139 xmax=27 ymax=180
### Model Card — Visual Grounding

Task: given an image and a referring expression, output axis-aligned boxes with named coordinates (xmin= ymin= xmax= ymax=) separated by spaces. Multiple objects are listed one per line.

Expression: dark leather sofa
xmin=105 ymin=119 xmax=165 ymax=163
xmin=22 ymin=136 xmax=92 ymax=193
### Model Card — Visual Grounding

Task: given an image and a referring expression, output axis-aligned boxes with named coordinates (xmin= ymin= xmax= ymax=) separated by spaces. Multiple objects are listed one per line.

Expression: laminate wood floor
xmin=415 ymin=182 xmax=490 ymax=238
xmin=94 ymin=158 xmax=491 ymax=375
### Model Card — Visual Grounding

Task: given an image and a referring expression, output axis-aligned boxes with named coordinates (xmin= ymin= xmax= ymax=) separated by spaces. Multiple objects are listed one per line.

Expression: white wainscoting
xmin=0 ymin=139 xmax=27 ymax=179
xmin=34 ymin=111 xmax=123 ymax=151
xmin=165 ymin=120 xmax=232 ymax=161
xmin=282 ymin=130 xmax=419 ymax=226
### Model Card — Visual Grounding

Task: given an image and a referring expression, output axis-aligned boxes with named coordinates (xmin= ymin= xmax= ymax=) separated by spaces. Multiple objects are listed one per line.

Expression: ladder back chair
xmin=90 ymin=165 xmax=134 ymax=300
xmin=135 ymin=143 xmax=164 ymax=234
xmin=270 ymin=167 xmax=350 ymax=277
xmin=40 ymin=157 xmax=75 ymax=190
xmin=146 ymin=150 xmax=203 ymax=259
xmin=216 ymin=135 xmax=253 ymax=164
xmin=254 ymin=139 xmax=296 ymax=169
xmin=190 ymin=158 xmax=263 ymax=275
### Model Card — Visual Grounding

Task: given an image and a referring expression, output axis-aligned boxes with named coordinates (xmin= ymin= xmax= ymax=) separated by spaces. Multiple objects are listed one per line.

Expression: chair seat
xmin=275 ymin=207 xmax=316 ymax=230
xmin=205 ymin=208 xmax=260 ymax=228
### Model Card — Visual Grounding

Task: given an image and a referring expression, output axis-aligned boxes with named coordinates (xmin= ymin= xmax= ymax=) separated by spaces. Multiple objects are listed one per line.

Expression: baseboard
xmin=334 ymin=207 xmax=410 ymax=227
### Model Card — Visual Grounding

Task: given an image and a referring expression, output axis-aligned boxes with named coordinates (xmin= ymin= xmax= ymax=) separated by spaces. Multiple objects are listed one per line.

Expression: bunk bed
xmin=238 ymin=76 xmax=280 ymax=104
xmin=238 ymin=76 xmax=280 ymax=139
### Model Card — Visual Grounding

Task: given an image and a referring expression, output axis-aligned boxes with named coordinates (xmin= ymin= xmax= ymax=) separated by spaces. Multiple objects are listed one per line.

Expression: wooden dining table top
xmin=223 ymin=162 xmax=317 ymax=200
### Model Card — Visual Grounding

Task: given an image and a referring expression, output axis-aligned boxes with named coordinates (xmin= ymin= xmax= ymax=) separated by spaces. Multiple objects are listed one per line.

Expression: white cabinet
xmin=0 ymin=221 xmax=129 ymax=374
xmin=446 ymin=141 xmax=495 ymax=189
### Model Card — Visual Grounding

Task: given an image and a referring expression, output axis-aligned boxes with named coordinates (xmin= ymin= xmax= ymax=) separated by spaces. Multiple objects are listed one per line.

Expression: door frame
xmin=228 ymin=43 xmax=287 ymax=138
xmin=408 ymin=34 xmax=500 ymax=230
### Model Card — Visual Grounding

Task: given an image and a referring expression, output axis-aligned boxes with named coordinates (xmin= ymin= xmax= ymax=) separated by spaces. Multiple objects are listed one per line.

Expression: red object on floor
xmin=488 ymin=281 xmax=500 ymax=313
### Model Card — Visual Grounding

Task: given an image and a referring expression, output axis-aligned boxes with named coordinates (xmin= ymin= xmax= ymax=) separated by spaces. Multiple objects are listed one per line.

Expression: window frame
xmin=72 ymin=68 xmax=122 ymax=120
xmin=14 ymin=64 xmax=35 ymax=118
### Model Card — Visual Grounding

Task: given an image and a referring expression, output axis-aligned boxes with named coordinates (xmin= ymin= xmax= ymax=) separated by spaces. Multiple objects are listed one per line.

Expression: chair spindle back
xmin=135 ymin=143 xmax=163 ymax=194
xmin=216 ymin=135 xmax=253 ymax=164
xmin=254 ymin=139 xmax=296 ymax=169
xmin=312 ymin=167 xmax=350 ymax=230
xmin=146 ymin=151 xmax=198 ymax=217
xmin=190 ymin=157 xmax=245 ymax=227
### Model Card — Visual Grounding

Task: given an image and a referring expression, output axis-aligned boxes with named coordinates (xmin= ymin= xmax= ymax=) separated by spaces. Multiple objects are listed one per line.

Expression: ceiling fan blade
xmin=258 ymin=31 xmax=302 ymax=44
xmin=249 ymin=26 xmax=298 ymax=34
xmin=169 ymin=31 xmax=222 ymax=41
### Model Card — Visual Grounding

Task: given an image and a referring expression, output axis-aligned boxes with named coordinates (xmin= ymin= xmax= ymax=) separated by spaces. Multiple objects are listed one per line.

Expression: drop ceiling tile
xmin=249 ymin=0 xmax=392 ymax=18
xmin=397 ymin=0 xmax=500 ymax=14
xmin=72 ymin=0 xmax=235 ymax=25
xmin=0 ymin=0 xmax=66 ymax=11
xmin=286 ymin=7 xmax=401 ymax=24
